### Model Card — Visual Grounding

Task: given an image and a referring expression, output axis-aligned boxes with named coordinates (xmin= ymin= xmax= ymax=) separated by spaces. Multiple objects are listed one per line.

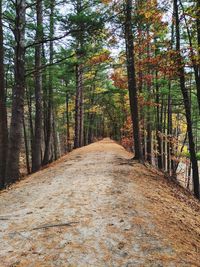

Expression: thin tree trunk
xmin=32 ymin=0 xmax=43 ymax=172
xmin=43 ymin=0 xmax=54 ymax=165
xmin=162 ymin=99 xmax=167 ymax=170
xmin=167 ymin=82 xmax=174 ymax=175
xmin=0 ymin=0 xmax=8 ymax=188
xmin=26 ymin=87 xmax=34 ymax=158
xmin=74 ymin=64 xmax=81 ymax=148
xmin=52 ymin=110 xmax=59 ymax=160
xmin=23 ymin=116 xmax=31 ymax=174
xmin=79 ymin=66 xmax=84 ymax=147
xmin=155 ymin=56 xmax=163 ymax=169
xmin=66 ymin=92 xmax=70 ymax=152
xmin=42 ymin=43 xmax=47 ymax=152
xmin=196 ymin=0 xmax=200 ymax=112
xmin=74 ymin=0 xmax=84 ymax=149
xmin=146 ymin=28 xmax=152 ymax=164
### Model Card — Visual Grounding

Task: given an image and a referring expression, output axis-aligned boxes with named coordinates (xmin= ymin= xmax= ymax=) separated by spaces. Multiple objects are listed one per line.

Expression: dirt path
xmin=0 ymin=139 xmax=200 ymax=267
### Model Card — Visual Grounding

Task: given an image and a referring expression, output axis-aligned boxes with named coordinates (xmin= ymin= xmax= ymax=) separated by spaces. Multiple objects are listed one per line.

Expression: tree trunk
xmin=156 ymin=81 xmax=163 ymax=170
xmin=26 ymin=87 xmax=34 ymax=154
xmin=124 ymin=0 xmax=142 ymax=160
xmin=167 ymin=83 xmax=174 ymax=175
xmin=52 ymin=110 xmax=59 ymax=160
xmin=179 ymin=0 xmax=200 ymax=114
xmin=74 ymin=62 xmax=84 ymax=148
xmin=43 ymin=0 xmax=54 ymax=165
xmin=0 ymin=0 xmax=8 ymax=188
xmin=196 ymin=0 xmax=200 ymax=112
xmin=5 ymin=0 xmax=26 ymax=184
xmin=66 ymin=92 xmax=71 ymax=152
xmin=79 ymin=67 xmax=84 ymax=147
xmin=146 ymin=28 xmax=152 ymax=164
xmin=74 ymin=64 xmax=81 ymax=148
xmin=23 ymin=116 xmax=31 ymax=174
xmin=174 ymin=0 xmax=199 ymax=198
xmin=32 ymin=0 xmax=43 ymax=172
xmin=162 ymin=99 xmax=167 ymax=170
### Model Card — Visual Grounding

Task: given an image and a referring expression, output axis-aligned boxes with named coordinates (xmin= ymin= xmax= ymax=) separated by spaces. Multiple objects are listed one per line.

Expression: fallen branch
xmin=0 ymin=217 xmax=9 ymax=220
xmin=32 ymin=221 xmax=79 ymax=231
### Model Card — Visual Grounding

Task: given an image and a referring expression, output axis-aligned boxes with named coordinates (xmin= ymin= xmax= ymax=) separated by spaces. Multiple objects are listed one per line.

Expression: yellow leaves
xmin=144 ymin=11 xmax=153 ymax=19
xmin=88 ymin=105 xmax=103 ymax=114
xmin=95 ymin=86 xmax=107 ymax=94
xmin=57 ymin=103 xmax=74 ymax=117
xmin=84 ymin=71 xmax=96 ymax=80
xmin=178 ymin=145 xmax=188 ymax=154
xmin=172 ymin=114 xmax=187 ymax=134
xmin=57 ymin=104 xmax=66 ymax=115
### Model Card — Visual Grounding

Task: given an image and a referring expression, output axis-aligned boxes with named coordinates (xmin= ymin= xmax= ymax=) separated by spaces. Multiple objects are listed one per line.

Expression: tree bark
xmin=179 ymin=0 xmax=200 ymax=114
xmin=74 ymin=63 xmax=84 ymax=148
xmin=52 ymin=110 xmax=59 ymax=160
xmin=124 ymin=0 xmax=142 ymax=160
xmin=43 ymin=0 xmax=54 ymax=165
xmin=32 ymin=0 xmax=43 ymax=172
xmin=174 ymin=0 xmax=200 ymax=198
xmin=167 ymin=83 xmax=174 ymax=175
xmin=74 ymin=0 xmax=84 ymax=149
xmin=5 ymin=0 xmax=26 ymax=184
xmin=146 ymin=28 xmax=152 ymax=164
xmin=23 ymin=116 xmax=31 ymax=174
xmin=66 ymin=92 xmax=71 ymax=151
xmin=156 ymin=72 xmax=163 ymax=170
xmin=74 ymin=64 xmax=81 ymax=148
xmin=0 ymin=0 xmax=8 ymax=188
xmin=196 ymin=0 xmax=200 ymax=112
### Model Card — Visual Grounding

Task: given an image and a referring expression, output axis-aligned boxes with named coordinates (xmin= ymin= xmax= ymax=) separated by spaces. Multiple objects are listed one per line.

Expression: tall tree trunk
xmin=52 ymin=110 xmax=59 ymax=160
xmin=174 ymin=0 xmax=200 ymax=198
xmin=74 ymin=63 xmax=84 ymax=148
xmin=42 ymin=43 xmax=47 ymax=153
xmin=43 ymin=0 xmax=54 ymax=165
xmin=23 ymin=116 xmax=31 ymax=174
xmin=179 ymin=0 xmax=200 ymax=114
xmin=167 ymin=83 xmax=174 ymax=175
xmin=124 ymin=0 xmax=142 ymax=160
xmin=74 ymin=0 xmax=84 ymax=149
xmin=156 ymin=73 xmax=163 ymax=170
xmin=5 ymin=0 xmax=26 ymax=184
xmin=79 ymin=67 xmax=84 ymax=147
xmin=26 ymin=86 xmax=34 ymax=158
xmin=162 ymin=99 xmax=167 ymax=171
xmin=0 ymin=0 xmax=8 ymax=188
xmin=66 ymin=92 xmax=71 ymax=152
xmin=146 ymin=28 xmax=152 ymax=164
xmin=32 ymin=0 xmax=43 ymax=172
xmin=74 ymin=64 xmax=81 ymax=148
xmin=196 ymin=0 xmax=200 ymax=112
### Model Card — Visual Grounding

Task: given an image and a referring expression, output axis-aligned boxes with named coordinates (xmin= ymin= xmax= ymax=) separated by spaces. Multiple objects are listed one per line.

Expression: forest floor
xmin=0 ymin=139 xmax=200 ymax=267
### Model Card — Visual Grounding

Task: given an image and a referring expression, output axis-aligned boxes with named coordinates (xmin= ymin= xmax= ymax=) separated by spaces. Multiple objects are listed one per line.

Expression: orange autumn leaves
xmin=111 ymin=69 xmax=127 ymax=90
xmin=88 ymin=51 xmax=111 ymax=66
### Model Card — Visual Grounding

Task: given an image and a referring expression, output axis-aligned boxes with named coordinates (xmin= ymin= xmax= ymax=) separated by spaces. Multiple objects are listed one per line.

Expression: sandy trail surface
xmin=0 ymin=139 xmax=200 ymax=267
